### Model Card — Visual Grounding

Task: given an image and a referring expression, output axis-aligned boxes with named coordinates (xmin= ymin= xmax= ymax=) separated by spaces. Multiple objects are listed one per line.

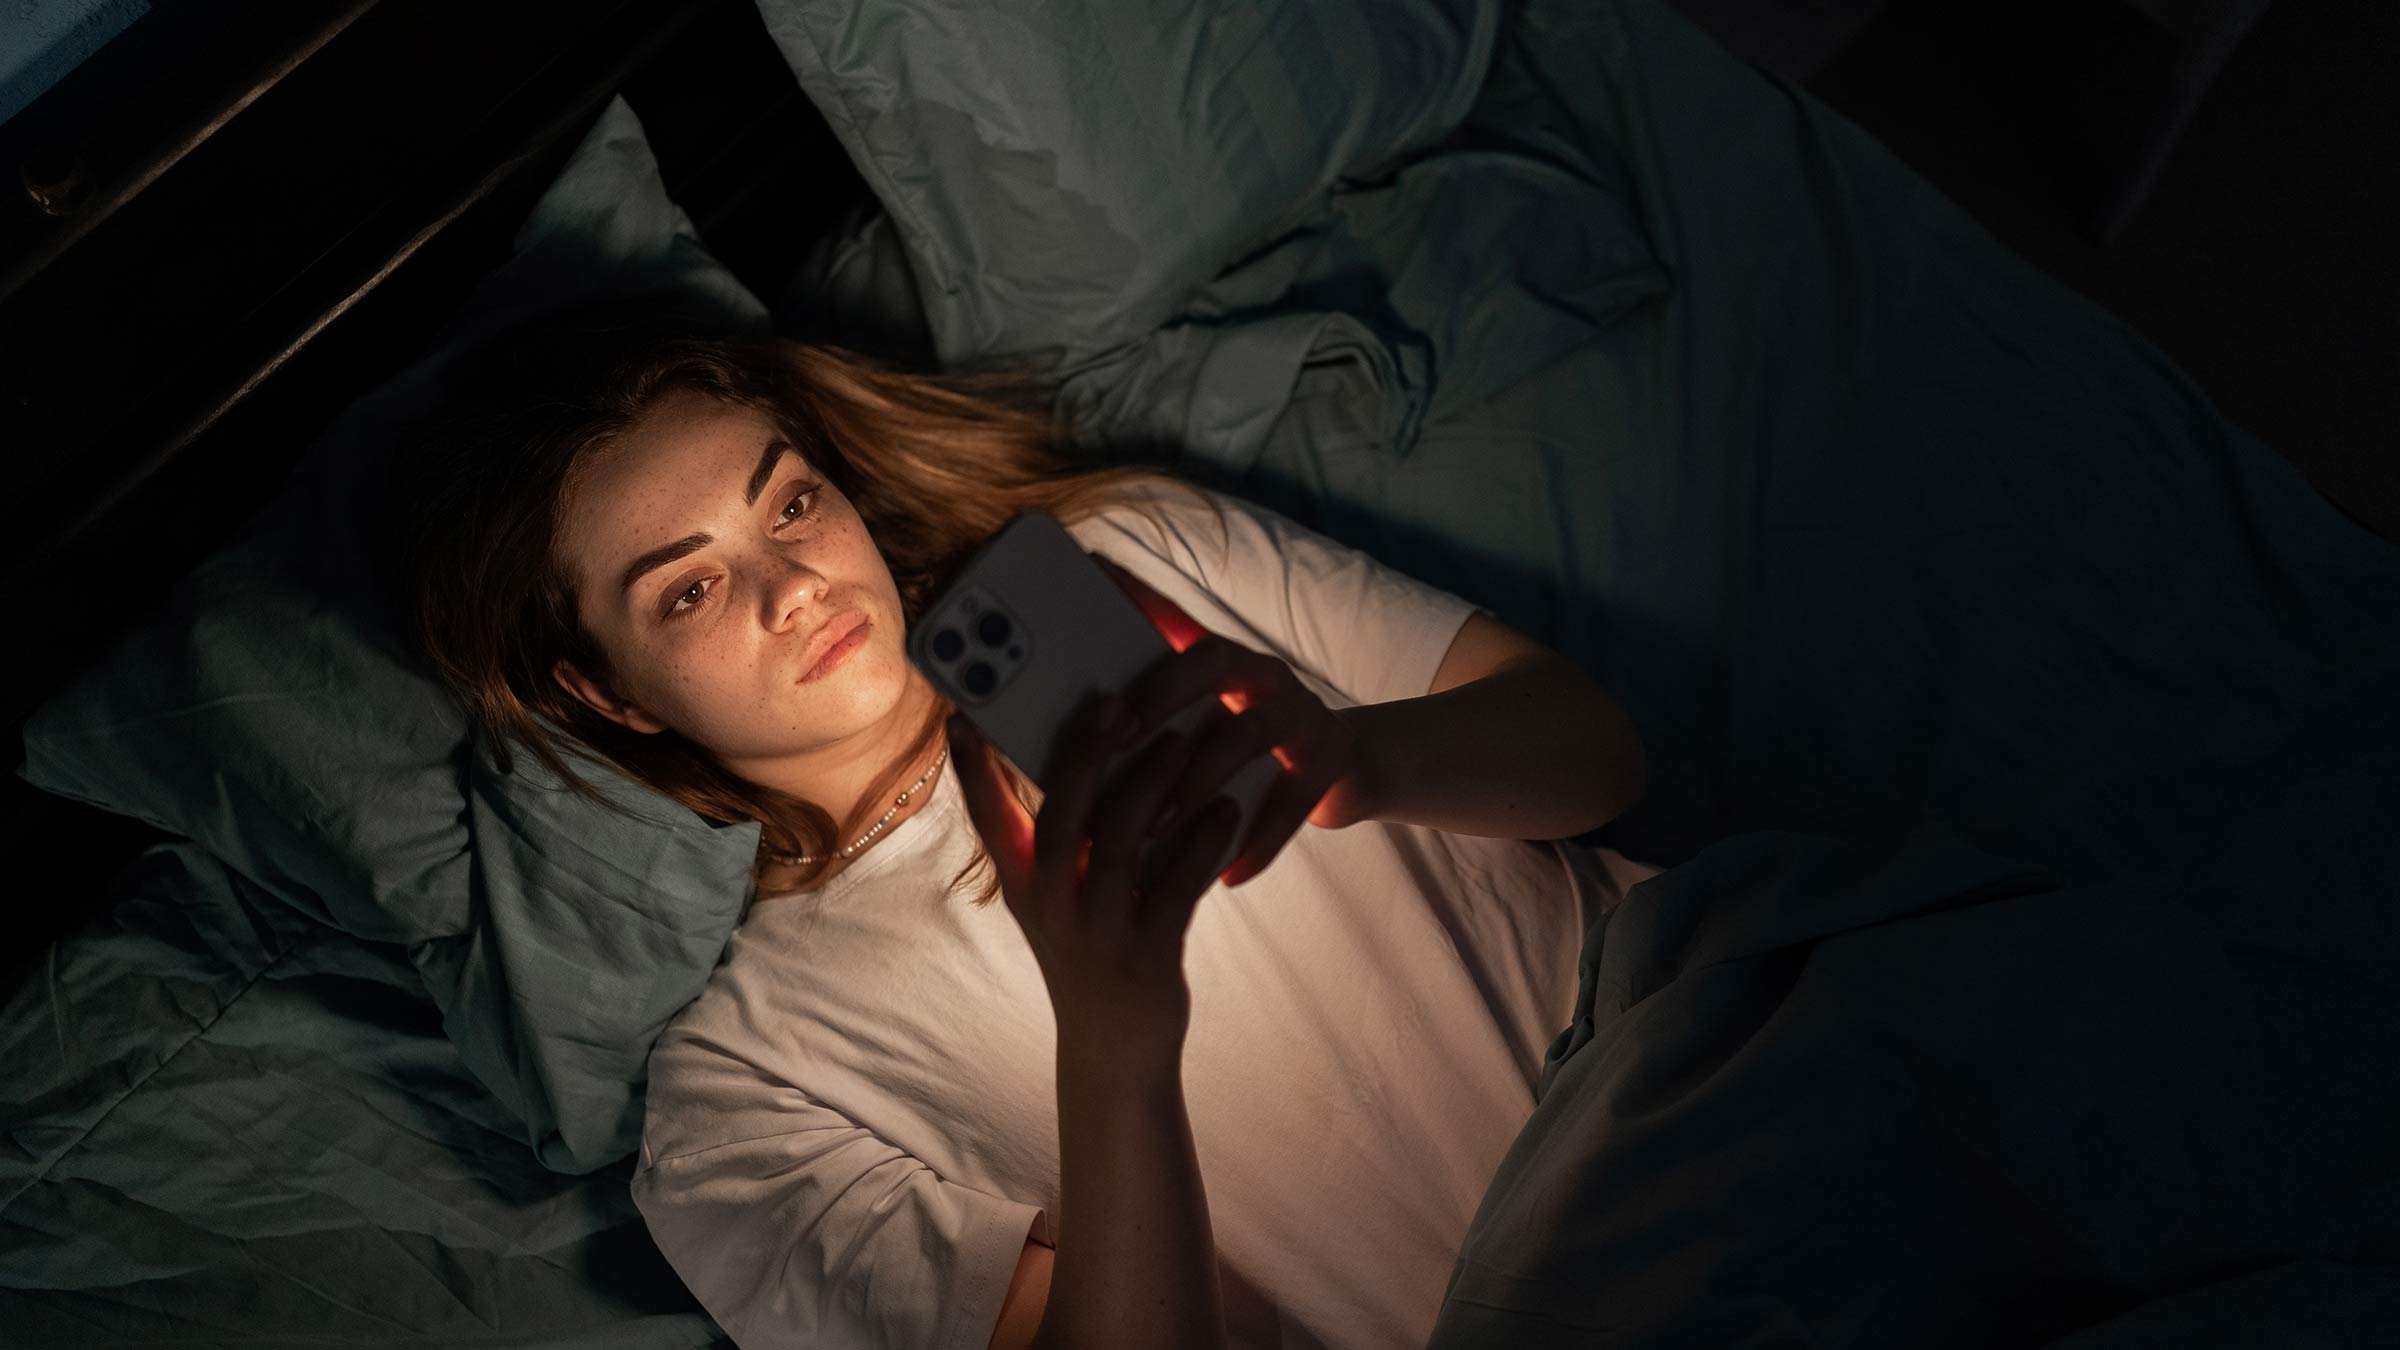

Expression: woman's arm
xmin=948 ymin=704 xmax=1232 ymax=1350
xmin=1028 ymin=1030 xmax=1224 ymax=1350
xmin=1335 ymin=614 xmax=1648 ymax=840
xmin=987 ymin=1235 xmax=1052 ymax=1349
xmin=991 ymin=1031 xmax=1225 ymax=1350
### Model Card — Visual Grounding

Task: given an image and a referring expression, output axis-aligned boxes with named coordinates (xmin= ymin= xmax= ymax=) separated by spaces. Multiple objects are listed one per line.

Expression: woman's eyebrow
xmin=615 ymin=438 xmax=798 ymax=601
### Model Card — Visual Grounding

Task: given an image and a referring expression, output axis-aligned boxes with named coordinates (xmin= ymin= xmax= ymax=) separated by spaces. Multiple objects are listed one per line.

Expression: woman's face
xmin=550 ymin=387 xmax=920 ymax=781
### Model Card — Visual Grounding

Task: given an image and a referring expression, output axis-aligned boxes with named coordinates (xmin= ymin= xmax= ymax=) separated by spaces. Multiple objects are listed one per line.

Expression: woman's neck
xmin=795 ymin=678 xmax=952 ymax=888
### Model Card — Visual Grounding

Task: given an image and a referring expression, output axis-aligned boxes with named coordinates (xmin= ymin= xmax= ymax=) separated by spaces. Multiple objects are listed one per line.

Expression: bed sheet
xmin=0 ymin=841 xmax=728 ymax=1348
xmin=1426 ymin=825 xmax=2400 ymax=1345
xmin=1061 ymin=0 xmax=2400 ymax=899
xmin=945 ymin=0 xmax=2396 ymax=1337
xmin=1259 ymin=2 xmax=2399 ymax=1339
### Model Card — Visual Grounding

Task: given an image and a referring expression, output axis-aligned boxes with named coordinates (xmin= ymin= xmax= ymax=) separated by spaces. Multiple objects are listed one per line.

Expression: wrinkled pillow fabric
xmin=756 ymin=0 xmax=1505 ymax=366
xmin=16 ymin=97 xmax=770 ymax=1175
xmin=757 ymin=0 xmax=1664 ymax=490
xmin=778 ymin=193 xmax=937 ymax=366
xmin=1049 ymin=123 xmax=1670 ymax=479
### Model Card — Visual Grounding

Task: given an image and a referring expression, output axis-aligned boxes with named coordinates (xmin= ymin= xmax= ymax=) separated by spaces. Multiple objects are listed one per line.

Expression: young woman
xmin=385 ymin=297 xmax=1654 ymax=1350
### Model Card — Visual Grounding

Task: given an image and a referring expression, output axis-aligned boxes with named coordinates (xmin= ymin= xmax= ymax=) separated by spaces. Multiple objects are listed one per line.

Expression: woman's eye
xmin=661 ymin=485 xmax=823 ymax=623
xmin=665 ymin=576 xmax=713 ymax=620
xmin=779 ymin=484 xmax=821 ymax=527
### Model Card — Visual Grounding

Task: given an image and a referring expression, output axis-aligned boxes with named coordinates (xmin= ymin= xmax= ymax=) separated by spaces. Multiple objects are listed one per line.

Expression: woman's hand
xmin=950 ymin=687 xmax=1236 ymax=1350
xmin=1090 ymin=555 xmax=1378 ymax=887
xmin=949 ymin=694 xmax=1242 ymax=1053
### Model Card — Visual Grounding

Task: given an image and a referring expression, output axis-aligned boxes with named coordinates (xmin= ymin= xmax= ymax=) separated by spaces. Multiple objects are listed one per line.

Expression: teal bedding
xmin=0 ymin=843 xmax=727 ymax=1347
xmin=9 ymin=0 xmax=2398 ymax=1343
xmin=1039 ymin=0 xmax=2400 ymax=901
xmin=1431 ymin=828 xmax=2400 ymax=1345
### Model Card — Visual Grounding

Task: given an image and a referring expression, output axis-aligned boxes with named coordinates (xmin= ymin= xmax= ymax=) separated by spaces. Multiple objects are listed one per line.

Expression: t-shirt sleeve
xmin=1066 ymin=480 xmax=1485 ymax=709
xmin=631 ymin=1050 xmax=1042 ymax=1350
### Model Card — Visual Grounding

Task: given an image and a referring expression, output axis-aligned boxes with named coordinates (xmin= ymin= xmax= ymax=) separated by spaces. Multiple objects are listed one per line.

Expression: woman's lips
xmin=799 ymin=614 xmax=870 ymax=683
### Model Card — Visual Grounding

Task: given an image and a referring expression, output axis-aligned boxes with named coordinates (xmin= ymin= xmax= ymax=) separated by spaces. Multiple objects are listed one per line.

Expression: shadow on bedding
xmin=1428 ymin=826 xmax=2400 ymax=1348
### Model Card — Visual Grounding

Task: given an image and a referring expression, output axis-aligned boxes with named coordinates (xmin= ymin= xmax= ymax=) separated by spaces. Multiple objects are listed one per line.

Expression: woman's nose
xmin=772 ymin=566 xmax=828 ymax=624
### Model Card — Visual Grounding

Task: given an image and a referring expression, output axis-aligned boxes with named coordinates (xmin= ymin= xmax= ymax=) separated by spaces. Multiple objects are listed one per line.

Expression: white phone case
xmin=907 ymin=509 xmax=1281 ymax=893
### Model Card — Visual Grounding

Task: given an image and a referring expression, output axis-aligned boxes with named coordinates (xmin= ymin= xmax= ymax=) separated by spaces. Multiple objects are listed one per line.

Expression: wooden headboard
xmin=0 ymin=0 xmax=869 ymax=981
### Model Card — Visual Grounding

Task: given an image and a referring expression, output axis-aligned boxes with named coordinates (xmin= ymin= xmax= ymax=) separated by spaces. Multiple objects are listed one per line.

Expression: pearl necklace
xmin=767 ymin=743 xmax=950 ymax=865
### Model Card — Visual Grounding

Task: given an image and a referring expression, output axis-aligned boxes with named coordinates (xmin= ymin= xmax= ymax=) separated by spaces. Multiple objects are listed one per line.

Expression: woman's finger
xmin=1158 ymin=691 xmax=1304 ymax=838
xmin=1139 ymin=794 xmax=1244 ymax=927
xmin=1029 ymin=691 xmax=1138 ymax=898
xmin=1084 ymin=726 xmax=1196 ymax=906
xmin=948 ymin=715 xmax=1033 ymax=897
xmin=1222 ymin=750 xmax=1348 ymax=888
xmin=1123 ymin=634 xmax=1276 ymax=730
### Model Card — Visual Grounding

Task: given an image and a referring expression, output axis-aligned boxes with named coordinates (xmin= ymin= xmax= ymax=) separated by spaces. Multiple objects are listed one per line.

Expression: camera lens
xmin=931 ymin=628 xmax=964 ymax=661
xmin=976 ymin=611 xmax=1011 ymax=647
xmin=963 ymin=661 xmax=997 ymax=696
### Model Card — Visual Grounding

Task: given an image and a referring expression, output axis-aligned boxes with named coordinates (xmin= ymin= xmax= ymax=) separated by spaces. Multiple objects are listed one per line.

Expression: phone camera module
xmin=931 ymin=589 xmax=1021 ymax=706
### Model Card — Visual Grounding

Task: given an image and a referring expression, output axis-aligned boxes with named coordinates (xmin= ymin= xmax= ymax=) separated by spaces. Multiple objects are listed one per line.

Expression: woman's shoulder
xmin=1064 ymin=473 xmax=1256 ymax=578
xmin=1068 ymin=471 xmax=1229 ymax=532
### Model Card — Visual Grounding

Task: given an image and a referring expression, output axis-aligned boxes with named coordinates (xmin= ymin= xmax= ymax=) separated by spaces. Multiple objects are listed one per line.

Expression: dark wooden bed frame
xmin=0 ymin=0 xmax=870 ymax=988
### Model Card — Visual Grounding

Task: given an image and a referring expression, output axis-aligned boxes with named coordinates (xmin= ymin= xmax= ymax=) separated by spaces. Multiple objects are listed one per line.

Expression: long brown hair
xmin=379 ymin=294 xmax=1226 ymax=908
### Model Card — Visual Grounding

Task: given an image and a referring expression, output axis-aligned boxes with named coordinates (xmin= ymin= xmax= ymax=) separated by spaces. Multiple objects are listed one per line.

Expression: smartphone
xmin=908 ymin=509 xmax=1281 ymax=893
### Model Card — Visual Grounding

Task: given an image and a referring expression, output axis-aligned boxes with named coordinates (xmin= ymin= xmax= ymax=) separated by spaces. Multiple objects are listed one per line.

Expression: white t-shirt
xmin=631 ymin=479 xmax=1660 ymax=1349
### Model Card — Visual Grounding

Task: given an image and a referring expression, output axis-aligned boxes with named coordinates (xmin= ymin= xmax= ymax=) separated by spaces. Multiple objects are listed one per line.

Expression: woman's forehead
xmin=567 ymin=397 xmax=793 ymax=556
xmin=619 ymin=390 xmax=786 ymax=466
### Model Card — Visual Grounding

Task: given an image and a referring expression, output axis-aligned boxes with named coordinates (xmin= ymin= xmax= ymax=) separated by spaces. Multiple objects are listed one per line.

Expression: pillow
xmin=760 ymin=0 xmax=1665 ymax=498
xmin=755 ymin=0 xmax=1505 ymax=366
xmin=777 ymin=192 xmax=937 ymax=366
xmin=16 ymin=97 xmax=771 ymax=1176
